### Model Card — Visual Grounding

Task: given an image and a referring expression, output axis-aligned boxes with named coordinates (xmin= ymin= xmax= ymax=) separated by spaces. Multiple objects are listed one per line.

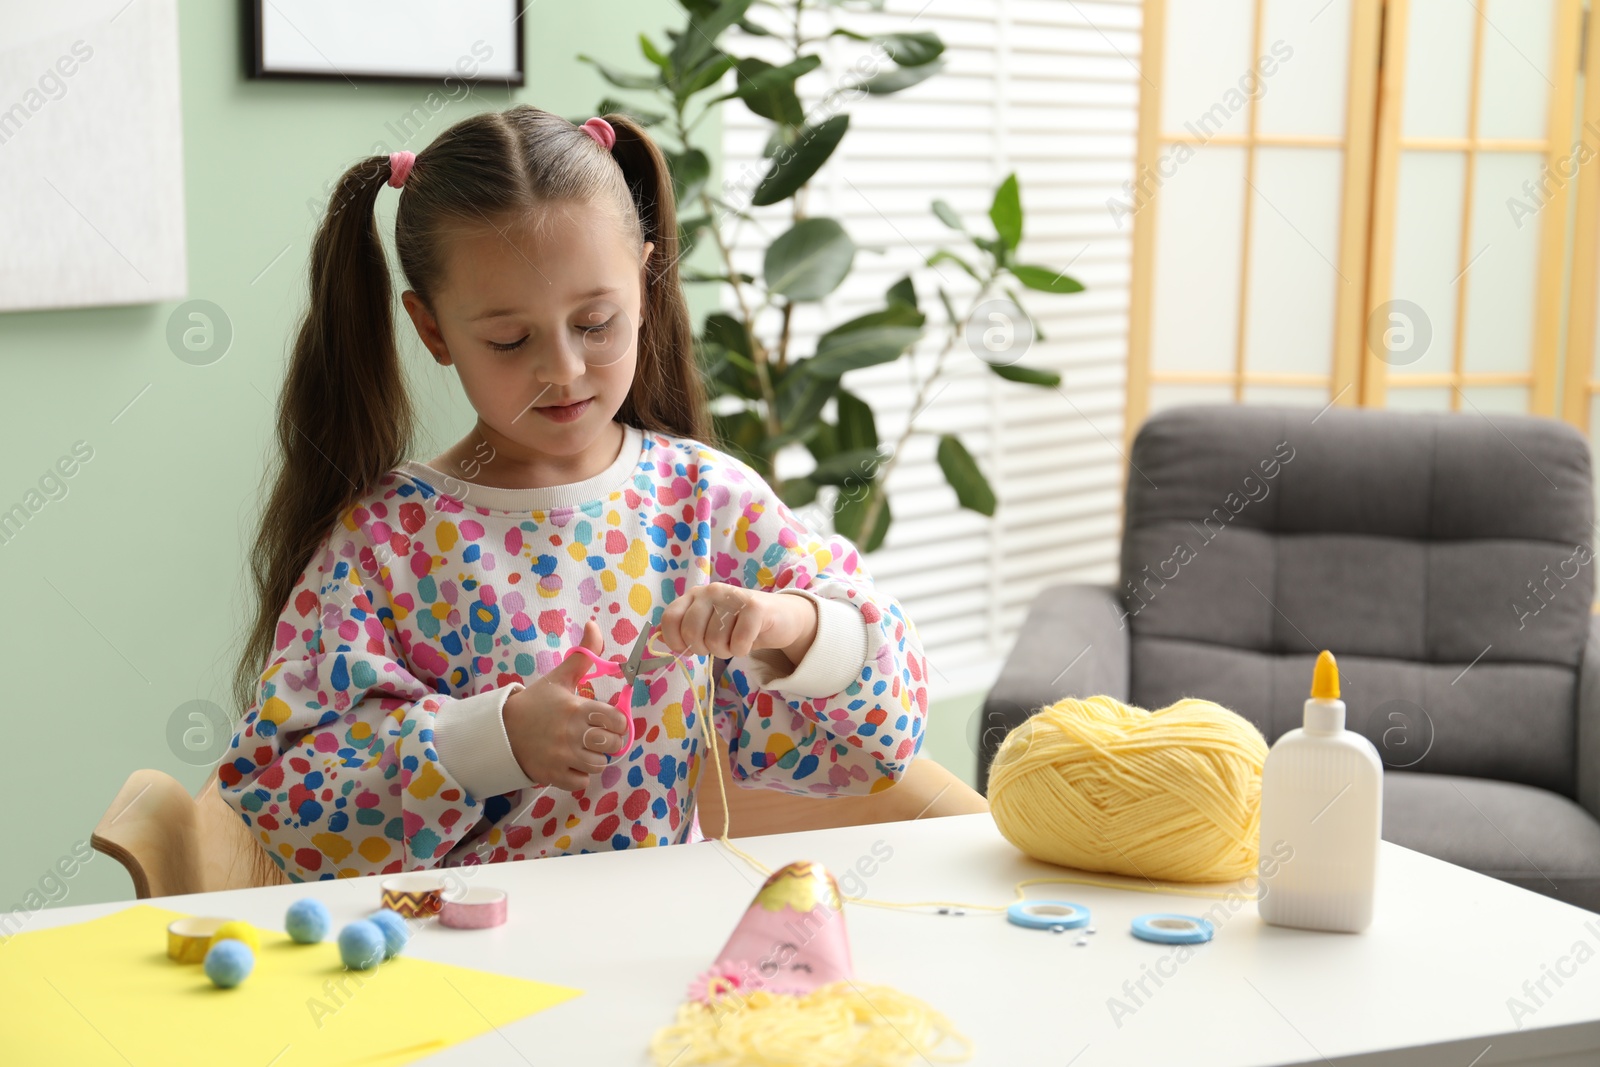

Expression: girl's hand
xmin=656 ymin=585 xmax=816 ymax=661
xmin=503 ymin=620 xmax=630 ymax=792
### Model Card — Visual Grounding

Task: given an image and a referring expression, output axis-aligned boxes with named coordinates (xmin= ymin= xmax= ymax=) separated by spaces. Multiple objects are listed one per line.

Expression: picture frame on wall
xmin=245 ymin=0 xmax=526 ymax=86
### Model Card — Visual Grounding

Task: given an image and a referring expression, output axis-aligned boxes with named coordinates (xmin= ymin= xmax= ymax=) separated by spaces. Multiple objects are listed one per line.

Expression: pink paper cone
xmin=692 ymin=861 xmax=855 ymax=1000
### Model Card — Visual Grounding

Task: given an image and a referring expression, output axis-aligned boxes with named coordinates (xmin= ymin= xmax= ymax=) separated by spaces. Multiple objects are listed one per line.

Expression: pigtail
xmin=604 ymin=114 xmax=710 ymax=444
xmin=233 ymin=153 xmax=416 ymax=719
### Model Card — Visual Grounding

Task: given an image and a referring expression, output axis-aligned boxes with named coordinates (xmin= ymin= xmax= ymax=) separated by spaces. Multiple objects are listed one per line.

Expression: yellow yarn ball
xmin=208 ymin=920 xmax=261 ymax=954
xmin=987 ymin=695 xmax=1269 ymax=883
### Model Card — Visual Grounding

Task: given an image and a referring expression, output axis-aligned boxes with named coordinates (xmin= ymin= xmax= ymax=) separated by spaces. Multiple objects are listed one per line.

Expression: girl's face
xmin=402 ymin=200 xmax=653 ymax=470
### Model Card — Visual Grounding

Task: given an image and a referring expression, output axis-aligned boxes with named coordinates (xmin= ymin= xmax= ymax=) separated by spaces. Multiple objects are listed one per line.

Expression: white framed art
xmin=247 ymin=0 xmax=526 ymax=86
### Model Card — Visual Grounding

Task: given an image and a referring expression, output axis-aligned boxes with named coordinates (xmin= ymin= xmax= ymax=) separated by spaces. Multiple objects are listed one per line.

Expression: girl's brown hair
xmin=231 ymin=105 xmax=708 ymax=793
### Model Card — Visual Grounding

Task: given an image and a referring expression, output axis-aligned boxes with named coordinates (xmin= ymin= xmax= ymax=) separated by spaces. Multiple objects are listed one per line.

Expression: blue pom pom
xmin=285 ymin=898 xmax=332 ymax=944
xmin=203 ymin=940 xmax=254 ymax=988
xmin=338 ymin=920 xmax=386 ymax=970
xmin=368 ymin=909 xmax=411 ymax=959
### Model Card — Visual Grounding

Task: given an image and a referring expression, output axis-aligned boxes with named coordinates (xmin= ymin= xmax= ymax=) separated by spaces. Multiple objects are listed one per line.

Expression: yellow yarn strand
xmin=647 ymin=633 xmax=972 ymax=1066
xmin=647 ymin=638 xmax=1268 ymax=1065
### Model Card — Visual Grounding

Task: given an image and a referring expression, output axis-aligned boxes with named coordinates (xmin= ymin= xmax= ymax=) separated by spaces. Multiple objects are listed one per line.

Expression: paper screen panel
xmin=1244 ymin=147 xmax=1344 ymax=377
xmin=1388 ymin=151 xmax=1467 ymax=378
xmin=1256 ymin=0 xmax=1351 ymax=138
xmin=1462 ymin=152 xmax=1543 ymax=375
xmin=1476 ymin=0 xmax=1554 ymax=141
xmin=1149 ymin=145 xmax=1248 ymax=375
xmin=1400 ymin=0 xmax=1475 ymax=139
xmin=1160 ymin=0 xmax=1256 ymax=137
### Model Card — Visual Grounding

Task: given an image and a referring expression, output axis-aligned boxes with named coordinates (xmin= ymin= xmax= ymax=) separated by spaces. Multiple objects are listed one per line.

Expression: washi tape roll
xmin=167 ymin=917 xmax=229 ymax=963
xmin=439 ymin=888 xmax=508 ymax=930
xmin=1131 ymin=913 xmax=1215 ymax=945
xmin=380 ymin=873 xmax=445 ymax=918
xmin=1006 ymin=900 xmax=1091 ymax=932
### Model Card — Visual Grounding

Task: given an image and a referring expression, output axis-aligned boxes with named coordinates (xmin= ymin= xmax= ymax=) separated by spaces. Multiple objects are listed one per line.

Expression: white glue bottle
xmin=1257 ymin=650 xmax=1383 ymax=933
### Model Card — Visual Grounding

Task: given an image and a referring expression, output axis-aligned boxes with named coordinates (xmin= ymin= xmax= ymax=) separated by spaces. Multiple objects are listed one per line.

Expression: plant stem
xmin=852 ymin=273 xmax=995 ymax=538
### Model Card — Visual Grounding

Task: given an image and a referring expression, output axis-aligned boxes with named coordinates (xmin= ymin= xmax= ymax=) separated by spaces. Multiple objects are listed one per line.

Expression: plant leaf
xmin=986 ymin=362 xmax=1061 ymax=387
xmin=926 ymin=249 xmax=980 ymax=281
xmin=875 ymin=31 xmax=945 ymax=66
xmin=1011 ymin=264 xmax=1084 ymax=294
xmin=671 ymin=0 xmax=756 ymax=76
xmin=821 ymin=303 xmax=925 ymax=336
xmin=989 ymin=172 xmax=1022 ymax=249
xmin=669 ymin=148 xmax=711 ymax=207
xmin=811 ymin=447 xmax=883 ymax=486
xmin=723 ymin=56 xmax=807 ymax=124
xmin=676 ymin=53 xmax=735 ymax=100
xmin=716 ymin=54 xmax=821 ymax=104
xmin=764 ymin=218 xmax=856 ymax=301
xmin=1004 ymin=285 xmax=1046 ymax=343
xmin=936 ymin=434 xmax=997 ymax=515
xmin=702 ymin=311 xmax=751 ymax=359
xmin=778 ymin=476 xmax=818 ymax=508
xmin=807 ymin=325 xmax=923 ymax=378
xmin=835 ymin=388 xmax=879 ymax=451
xmin=712 ymin=408 xmax=768 ymax=472
xmin=752 ymin=114 xmax=849 ymax=206
xmin=833 ymin=480 xmax=890 ymax=551
xmin=850 ymin=57 xmax=944 ymax=95
xmin=885 ymin=274 xmax=918 ymax=310
xmin=776 ymin=360 xmax=839 ymax=433
xmin=577 ymin=53 xmax=663 ymax=91
xmin=640 ymin=34 xmax=672 ymax=72
xmin=932 ymin=198 xmax=965 ymax=231
xmin=596 ymin=97 xmax=667 ymax=127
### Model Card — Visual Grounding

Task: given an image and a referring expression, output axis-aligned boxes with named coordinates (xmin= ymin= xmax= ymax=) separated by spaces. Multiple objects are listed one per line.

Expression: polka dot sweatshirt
xmin=218 ymin=423 xmax=930 ymax=881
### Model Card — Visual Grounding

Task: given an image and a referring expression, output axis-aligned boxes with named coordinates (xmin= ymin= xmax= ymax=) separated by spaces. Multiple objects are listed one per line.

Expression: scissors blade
xmin=621 ymin=625 xmax=653 ymax=686
xmin=622 ymin=625 xmax=675 ymax=686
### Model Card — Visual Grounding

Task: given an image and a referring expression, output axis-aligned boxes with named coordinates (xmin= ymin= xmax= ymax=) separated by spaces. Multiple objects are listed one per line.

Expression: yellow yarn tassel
xmin=650 ymin=983 xmax=974 ymax=1067
xmin=987 ymin=695 xmax=1269 ymax=883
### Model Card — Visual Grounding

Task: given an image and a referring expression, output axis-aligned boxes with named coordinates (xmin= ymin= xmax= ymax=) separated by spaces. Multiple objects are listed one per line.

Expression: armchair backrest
xmin=1121 ymin=404 xmax=1594 ymax=796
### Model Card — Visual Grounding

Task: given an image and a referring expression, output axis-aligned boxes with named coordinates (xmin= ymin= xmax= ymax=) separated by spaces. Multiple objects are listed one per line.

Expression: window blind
xmin=718 ymin=0 xmax=1140 ymax=696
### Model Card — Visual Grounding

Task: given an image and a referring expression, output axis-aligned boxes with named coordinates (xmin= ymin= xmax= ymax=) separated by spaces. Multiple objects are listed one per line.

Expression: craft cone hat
xmin=707 ymin=861 xmax=854 ymax=996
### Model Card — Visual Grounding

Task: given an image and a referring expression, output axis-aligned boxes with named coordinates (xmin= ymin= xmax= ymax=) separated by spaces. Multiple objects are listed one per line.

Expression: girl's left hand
xmin=656 ymin=585 xmax=814 ymax=659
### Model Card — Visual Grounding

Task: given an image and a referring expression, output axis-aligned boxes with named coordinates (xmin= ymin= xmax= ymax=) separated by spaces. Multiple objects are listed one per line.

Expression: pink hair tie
xmin=388 ymin=150 xmax=416 ymax=188
xmin=580 ymin=117 xmax=617 ymax=151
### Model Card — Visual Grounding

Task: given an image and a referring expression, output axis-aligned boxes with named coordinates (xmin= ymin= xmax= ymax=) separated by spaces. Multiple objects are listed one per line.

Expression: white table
xmin=24 ymin=813 xmax=1600 ymax=1065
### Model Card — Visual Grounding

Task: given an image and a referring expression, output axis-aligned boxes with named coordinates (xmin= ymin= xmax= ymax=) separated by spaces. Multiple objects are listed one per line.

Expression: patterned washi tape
xmin=1131 ymin=913 xmax=1215 ymax=945
xmin=1006 ymin=900 xmax=1091 ymax=932
xmin=167 ymin=917 xmax=229 ymax=963
xmin=439 ymin=887 xmax=508 ymax=929
xmin=380 ymin=873 xmax=445 ymax=918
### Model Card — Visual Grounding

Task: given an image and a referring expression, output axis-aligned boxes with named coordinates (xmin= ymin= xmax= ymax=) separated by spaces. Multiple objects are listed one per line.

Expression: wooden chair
xmin=93 ymin=750 xmax=987 ymax=898
xmin=91 ymin=768 xmax=288 ymax=899
xmin=691 ymin=734 xmax=989 ymax=838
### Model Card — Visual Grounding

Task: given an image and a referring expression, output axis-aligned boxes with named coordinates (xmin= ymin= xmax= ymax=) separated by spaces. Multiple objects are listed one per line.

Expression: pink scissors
xmin=563 ymin=625 xmax=675 ymax=759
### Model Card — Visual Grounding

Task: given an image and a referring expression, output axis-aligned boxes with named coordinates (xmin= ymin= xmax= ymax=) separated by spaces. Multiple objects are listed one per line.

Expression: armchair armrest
xmin=1578 ymin=615 xmax=1600 ymax=821
xmin=977 ymin=582 xmax=1131 ymax=794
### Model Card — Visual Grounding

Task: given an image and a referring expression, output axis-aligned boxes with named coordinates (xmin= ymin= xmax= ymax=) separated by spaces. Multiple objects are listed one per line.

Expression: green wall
xmin=0 ymin=0 xmax=981 ymax=917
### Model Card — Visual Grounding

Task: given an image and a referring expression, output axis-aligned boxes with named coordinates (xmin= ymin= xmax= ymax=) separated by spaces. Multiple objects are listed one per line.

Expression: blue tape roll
xmin=1131 ymin=913 xmax=1214 ymax=944
xmin=1007 ymin=900 xmax=1090 ymax=931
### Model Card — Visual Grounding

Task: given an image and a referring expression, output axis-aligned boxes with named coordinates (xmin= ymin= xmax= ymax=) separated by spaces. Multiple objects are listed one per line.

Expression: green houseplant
xmin=581 ymin=0 xmax=1084 ymax=550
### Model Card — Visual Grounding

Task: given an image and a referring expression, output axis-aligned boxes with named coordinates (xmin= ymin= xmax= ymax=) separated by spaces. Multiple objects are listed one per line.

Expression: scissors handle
xmin=561 ymin=646 xmax=636 ymax=759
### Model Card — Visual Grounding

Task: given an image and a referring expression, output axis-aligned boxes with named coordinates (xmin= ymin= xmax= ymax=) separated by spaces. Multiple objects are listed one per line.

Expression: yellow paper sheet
xmin=0 ymin=904 xmax=582 ymax=1066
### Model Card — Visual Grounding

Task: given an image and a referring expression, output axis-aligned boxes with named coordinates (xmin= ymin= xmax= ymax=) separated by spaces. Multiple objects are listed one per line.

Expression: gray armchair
xmin=979 ymin=403 xmax=1600 ymax=912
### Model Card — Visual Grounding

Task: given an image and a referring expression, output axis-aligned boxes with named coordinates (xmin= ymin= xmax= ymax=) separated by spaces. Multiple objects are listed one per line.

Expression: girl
xmin=221 ymin=105 xmax=930 ymax=882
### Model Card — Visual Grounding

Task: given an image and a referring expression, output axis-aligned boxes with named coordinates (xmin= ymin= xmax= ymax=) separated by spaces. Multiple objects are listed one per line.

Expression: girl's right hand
xmin=504 ymin=620 xmax=630 ymax=792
